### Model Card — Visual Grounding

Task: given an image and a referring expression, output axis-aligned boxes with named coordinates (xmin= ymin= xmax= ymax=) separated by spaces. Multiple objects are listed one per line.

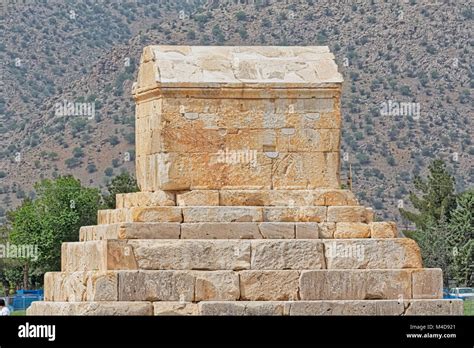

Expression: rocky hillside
xmin=0 ymin=0 xmax=472 ymax=224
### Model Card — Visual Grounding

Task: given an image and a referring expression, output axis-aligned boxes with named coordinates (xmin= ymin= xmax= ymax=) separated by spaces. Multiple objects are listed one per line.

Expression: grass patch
xmin=464 ymin=300 xmax=474 ymax=315
xmin=11 ymin=310 xmax=26 ymax=316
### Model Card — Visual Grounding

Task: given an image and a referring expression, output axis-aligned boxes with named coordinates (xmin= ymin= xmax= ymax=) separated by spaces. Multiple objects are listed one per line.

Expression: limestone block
xmin=370 ymin=221 xmax=398 ymax=238
xmin=194 ymin=271 xmax=240 ymax=301
xmin=118 ymin=270 xmax=195 ymax=301
xmin=289 ymin=301 xmax=376 ymax=315
xmin=198 ymin=301 xmax=286 ymax=316
xmin=118 ymin=223 xmax=181 ymax=239
xmin=180 ymin=222 xmax=261 ymax=239
xmin=411 ymin=268 xmax=443 ymax=299
xmin=219 ymin=189 xmax=327 ymax=206
xmin=322 ymin=189 xmax=358 ymax=206
xmin=116 ymin=191 xmax=176 ymax=208
xmin=45 ymin=271 xmax=118 ymax=302
xmin=326 ymin=206 xmax=368 ymax=222
xmin=239 ymin=270 xmax=300 ymax=301
xmin=299 ymin=270 xmax=412 ymax=300
xmin=258 ymin=222 xmax=295 ymax=238
xmin=183 ymin=206 xmax=263 ymax=222
xmin=27 ymin=301 xmax=153 ymax=316
xmin=139 ymin=152 xmax=273 ymax=191
xmin=334 ymin=222 xmax=370 ymax=238
xmin=97 ymin=209 xmax=131 ymax=224
xmin=61 ymin=241 xmax=108 ymax=272
xmin=271 ymin=152 xmax=339 ymax=189
xmin=176 ymin=190 xmax=219 ymax=206
xmin=319 ymin=222 xmax=336 ymax=238
xmin=153 ymin=302 xmax=199 ymax=316
xmin=263 ymin=206 xmax=326 ymax=222
xmin=79 ymin=225 xmax=119 ymax=241
xmin=365 ymin=207 xmax=374 ymax=223
xmin=323 ymin=239 xmax=423 ymax=269
xmin=128 ymin=240 xmax=251 ymax=270
xmin=251 ymin=240 xmax=325 ymax=270
xmin=130 ymin=207 xmax=183 ymax=223
xmin=404 ymin=299 xmax=464 ymax=315
xmin=295 ymin=222 xmax=319 ymax=239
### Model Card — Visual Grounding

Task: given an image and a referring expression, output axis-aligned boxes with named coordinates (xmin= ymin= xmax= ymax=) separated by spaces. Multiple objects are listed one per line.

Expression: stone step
xmin=97 ymin=205 xmax=374 ymax=224
xmin=79 ymin=221 xmax=397 ymax=241
xmin=61 ymin=238 xmax=422 ymax=272
xmin=27 ymin=299 xmax=463 ymax=316
xmin=44 ymin=269 xmax=442 ymax=302
xmin=116 ymin=189 xmax=359 ymax=208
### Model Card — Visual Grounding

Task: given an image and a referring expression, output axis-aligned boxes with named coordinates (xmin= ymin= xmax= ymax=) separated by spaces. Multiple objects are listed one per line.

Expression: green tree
xmin=102 ymin=172 xmax=139 ymax=209
xmin=447 ymin=190 xmax=474 ymax=286
xmin=7 ymin=176 xmax=101 ymax=288
xmin=400 ymin=159 xmax=456 ymax=231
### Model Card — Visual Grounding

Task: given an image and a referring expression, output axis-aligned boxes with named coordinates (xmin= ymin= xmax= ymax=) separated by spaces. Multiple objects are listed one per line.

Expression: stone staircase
xmin=27 ymin=189 xmax=463 ymax=315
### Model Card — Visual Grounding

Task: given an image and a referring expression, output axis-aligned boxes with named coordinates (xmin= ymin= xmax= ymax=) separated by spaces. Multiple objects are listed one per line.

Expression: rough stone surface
xmin=176 ymin=190 xmax=219 ymax=206
xmin=323 ymin=239 xmax=422 ymax=269
xmin=27 ymin=301 xmax=153 ymax=316
xmin=295 ymin=222 xmax=319 ymax=239
xmin=153 ymin=302 xmax=199 ymax=315
xmin=370 ymin=221 xmax=398 ymax=238
xmin=194 ymin=271 xmax=240 ymax=301
xmin=411 ymin=269 xmax=443 ymax=299
xmin=327 ymin=206 xmax=368 ymax=222
xmin=251 ymin=240 xmax=325 ymax=270
xmin=183 ymin=207 xmax=263 ymax=222
xmin=299 ymin=270 xmax=412 ymax=300
xmin=258 ymin=222 xmax=295 ymax=238
xmin=116 ymin=191 xmax=175 ymax=208
xmin=334 ymin=222 xmax=370 ymax=238
xmin=181 ymin=222 xmax=261 ymax=239
xmin=263 ymin=206 xmax=326 ymax=222
xmin=198 ymin=301 xmax=286 ymax=316
xmin=239 ymin=270 xmax=300 ymax=301
xmin=80 ymin=223 xmax=181 ymax=241
xmin=128 ymin=240 xmax=251 ymax=270
xmin=118 ymin=270 xmax=195 ymax=301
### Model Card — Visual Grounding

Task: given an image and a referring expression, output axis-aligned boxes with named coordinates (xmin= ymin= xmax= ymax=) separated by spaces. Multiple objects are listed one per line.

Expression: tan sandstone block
xmin=299 ymin=270 xmax=412 ymax=300
xmin=322 ymin=190 xmax=358 ymax=206
xmin=127 ymin=240 xmax=251 ymax=270
xmin=319 ymin=222 xmax=336 ymax=238
xmin=183 ymin=206 xmax=263 ymax=222
xmin=327 ymin=206 xmax=368 ymax=222
xmin=365 ymin=208 xmax=374 ymax=223
xmin=411 ymin=269 xmax=443 ymax=299
xmin=176 ymin=190 xmax=219 ymax=206
xmin=323 ymin=239 xmax=423 ymax=269
xmin=334 ymin=222 xmax=370 ymax=238
xmin=116 ymin=191 xmax=176 ymax=208
xmin=271 ymin=152 xmax=339 ymax=189
xmin=130 ymin=207 xmax=183 ymax=223
xmin=370 ymin=221 xmax=398 ymax=238
xmin=180 ymin=222 xmax=260 ymax=239
xmin=219 ymin=189 xmax=326 ymax=206
xmin=404 ymin=299 xmax=464 ymax=315
xmin=45 ymin=271 xmax=118 ymax=302
xmin=263 ymin=206 xmax=326 ymax=222
xmin=295 ymin=222 xmax=319 ymax=239
xmin=27 ymin=301 xmax=153 ymax=316
xmin=153 ymin=302 xmax=199 ymax=316
xmin=198 ymin=301 xmax=286 ymax=316
xmin=239 ymin=271 xmax=300 ymax=301
xmin=258 ymin=222 xmax=295 ymax=238
xmin=251 ymin=240 xmax=325 ymax=270
xmin=118 ymin=270 xmax=195 ymax=301
xmin=289 ymin=301 xmax=376 ymax=315
xmin=118 ymin=223 xmax=181 ymax=239
xmin=194 ymin=271 xmax=240 ymax=301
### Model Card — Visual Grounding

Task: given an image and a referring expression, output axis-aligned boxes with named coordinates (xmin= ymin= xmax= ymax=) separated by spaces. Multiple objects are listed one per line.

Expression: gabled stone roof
xmin=133 ymin=45 xmax=343 ymax=94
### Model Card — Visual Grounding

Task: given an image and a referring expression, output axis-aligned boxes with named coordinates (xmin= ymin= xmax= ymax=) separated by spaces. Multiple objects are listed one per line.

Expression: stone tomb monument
xmin=28 ymin=46 xmax=462 ymax=315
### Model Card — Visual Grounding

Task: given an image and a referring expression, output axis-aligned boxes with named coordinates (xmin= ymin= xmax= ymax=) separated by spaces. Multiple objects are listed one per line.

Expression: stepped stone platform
xmin=28 ymin=46 xmax=462 ymax=315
